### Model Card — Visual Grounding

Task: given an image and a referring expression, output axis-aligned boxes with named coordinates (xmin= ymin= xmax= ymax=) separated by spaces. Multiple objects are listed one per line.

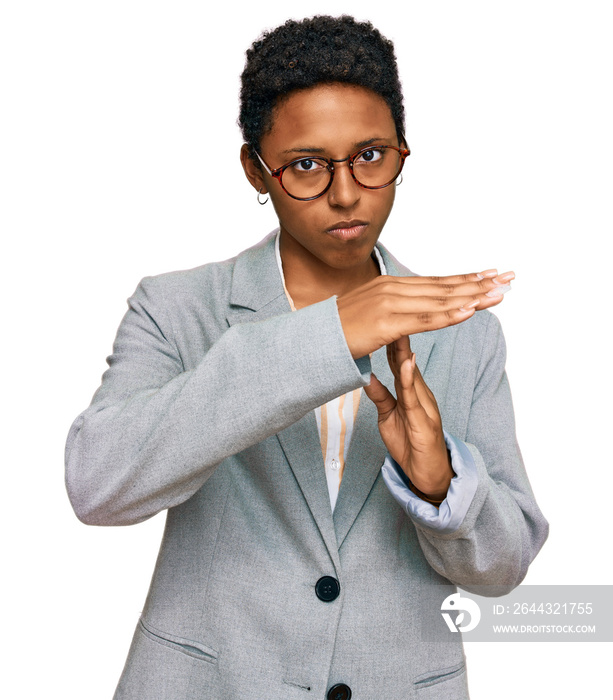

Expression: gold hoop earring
xmin=257 ymin=188 xmax=269 ymax=205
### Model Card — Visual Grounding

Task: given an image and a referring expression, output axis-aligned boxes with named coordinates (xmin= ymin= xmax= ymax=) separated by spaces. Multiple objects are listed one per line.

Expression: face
xmin=242 ymin=83 xmax=401 ymax=274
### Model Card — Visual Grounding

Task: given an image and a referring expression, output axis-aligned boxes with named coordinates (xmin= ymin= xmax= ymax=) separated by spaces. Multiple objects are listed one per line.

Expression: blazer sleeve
xmin=65 ymin=276 xmax=369 ymax=526
xmin=392 ymin=313 xmax=549 ymax=594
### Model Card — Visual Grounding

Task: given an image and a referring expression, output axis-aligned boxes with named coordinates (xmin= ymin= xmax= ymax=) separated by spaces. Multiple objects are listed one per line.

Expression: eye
xmin=355 ymin=148 xmax=384 ymax=164
xmin=292 ymin=158 xmax=326 ymax=173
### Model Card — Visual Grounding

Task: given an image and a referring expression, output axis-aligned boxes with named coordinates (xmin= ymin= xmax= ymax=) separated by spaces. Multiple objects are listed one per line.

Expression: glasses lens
xmin=352 ymin=147 xmax=403 ymax=188
xmin=280 ymin=158 xmax=331 ymax=200
xmin=278 ymin=148 xmax=405 ymax=200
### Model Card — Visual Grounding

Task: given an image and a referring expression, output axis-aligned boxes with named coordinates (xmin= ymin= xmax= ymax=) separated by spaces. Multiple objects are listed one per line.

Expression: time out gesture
xmin=337 ymin=269 xmax=514 ymax=501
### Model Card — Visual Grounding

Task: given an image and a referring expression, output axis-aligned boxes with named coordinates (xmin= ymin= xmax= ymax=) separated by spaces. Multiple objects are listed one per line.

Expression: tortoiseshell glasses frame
xmin=254 ymin=144 xmax=411 ymax=201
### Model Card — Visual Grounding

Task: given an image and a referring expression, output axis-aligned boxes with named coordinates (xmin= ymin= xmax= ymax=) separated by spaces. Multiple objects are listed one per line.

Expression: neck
xmin=278 ymin=229 xmax=380 ymax=309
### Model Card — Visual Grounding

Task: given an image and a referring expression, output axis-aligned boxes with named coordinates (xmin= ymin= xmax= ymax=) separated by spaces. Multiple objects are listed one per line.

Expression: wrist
xmin=408 ymin=482 xmax=447 ymax=506
xmin=402 ymin=451 xmax=454 ymax=504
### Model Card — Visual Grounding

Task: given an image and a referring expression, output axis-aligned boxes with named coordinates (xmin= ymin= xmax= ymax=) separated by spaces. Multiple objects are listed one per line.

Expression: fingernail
xmin=459 ymin=299 xmax=480 ymax=311
xmin=493 ymin=271 xmax=515 ymax=284
xmin=486 ymin=284 xmax=512 ymax=297
xmin=477 ymin=269 xmax=498 ymax=280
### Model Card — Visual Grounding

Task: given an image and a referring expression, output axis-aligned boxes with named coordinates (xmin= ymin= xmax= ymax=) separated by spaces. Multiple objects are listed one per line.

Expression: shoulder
xmin=138 ymin=257 xmax=235 ymax=306
xmin=134 ymin=231 xmax=276 ymax=307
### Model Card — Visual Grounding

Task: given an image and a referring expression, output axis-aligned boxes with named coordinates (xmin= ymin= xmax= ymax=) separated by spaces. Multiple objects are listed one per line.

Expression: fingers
xmin=382 ymin=272 xmax=515 ymax=307
xmin=410 ymin=358 xmax=440 ymax=420
xmin=394 ymin=345 xmax=439 ymax=421
xmin=386 ymin=335 xmax=411 ymax=380
xmin=367 ymin=348 xmax=437 ymax=429
xmin=337 ymin=268 xmax=515 ymax=358
xmin=396 ymin=353 xmax=432 ymax=429
xmin=399 ymin=305 xmax=480 ymax=333
xmin=363 ymin=273 xmax=514 ymax=321
xmin=363 ymin=372 xmax=397 ymax=421
xmin=391 ymin=269 xmax=510 ymax=288
xmin=389 ymin=336 xmax=440 ymax=419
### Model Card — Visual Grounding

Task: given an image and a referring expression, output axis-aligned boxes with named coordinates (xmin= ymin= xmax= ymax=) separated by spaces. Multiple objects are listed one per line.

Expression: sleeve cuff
xmin=354 ymin=354 xmax=372 ymax=379
xmin=381 ymin=431 xmax=479 ymax=534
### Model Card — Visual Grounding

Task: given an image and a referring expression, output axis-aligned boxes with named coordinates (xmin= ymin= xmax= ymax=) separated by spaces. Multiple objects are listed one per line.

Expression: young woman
xmin=66 ymin=15 xmax=548 ymax=700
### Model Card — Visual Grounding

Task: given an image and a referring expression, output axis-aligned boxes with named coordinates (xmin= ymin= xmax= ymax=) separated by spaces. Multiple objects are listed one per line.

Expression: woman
xmin=66 ymin=15 xmax=548 ymax=699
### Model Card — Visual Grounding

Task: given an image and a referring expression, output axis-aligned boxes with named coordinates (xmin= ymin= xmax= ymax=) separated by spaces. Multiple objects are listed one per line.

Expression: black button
xmin=327 ymin=683 xmax=352 ymax=700
xmin=315 ymin=576 xmax=340 ymax=602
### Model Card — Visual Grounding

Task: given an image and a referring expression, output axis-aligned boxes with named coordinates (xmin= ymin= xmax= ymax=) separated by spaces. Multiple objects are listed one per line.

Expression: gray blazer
xmin=65 ymin=231 xmax=548 ymax=699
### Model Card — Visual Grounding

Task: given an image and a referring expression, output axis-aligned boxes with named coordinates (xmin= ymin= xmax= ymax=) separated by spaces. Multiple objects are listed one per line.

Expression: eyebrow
xmin=281 ymin=137 xmax=394 ymax=156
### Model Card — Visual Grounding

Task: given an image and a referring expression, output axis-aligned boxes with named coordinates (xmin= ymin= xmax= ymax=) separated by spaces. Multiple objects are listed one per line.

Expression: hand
xmin=363 ymin=335 xmax=452 ymax=500
xmin=337 ymin=270 xmax=514 ymax=358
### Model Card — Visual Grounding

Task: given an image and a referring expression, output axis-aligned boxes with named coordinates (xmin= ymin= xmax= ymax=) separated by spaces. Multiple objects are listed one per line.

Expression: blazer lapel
xmin=226 ymin=229 xmax=290 ymax=326
xmin=332 ymin=242 xmax=436 ymax=548
xmin=276 ymin=418 xmax=340 ymax=570
xmin=332 ymin=347 xmax=388 ymax=547
xmin=226 ymin=230 xmax=341 ymax=568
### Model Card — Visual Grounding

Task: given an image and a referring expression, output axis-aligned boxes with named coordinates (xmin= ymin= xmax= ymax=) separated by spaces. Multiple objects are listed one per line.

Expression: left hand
xmin=363 ymin=335 xmax=453 ymax=500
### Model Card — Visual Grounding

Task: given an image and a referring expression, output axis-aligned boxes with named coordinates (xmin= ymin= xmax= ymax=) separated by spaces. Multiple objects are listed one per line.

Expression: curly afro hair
xmin=239 ymin=15 xmax=405 ymax=162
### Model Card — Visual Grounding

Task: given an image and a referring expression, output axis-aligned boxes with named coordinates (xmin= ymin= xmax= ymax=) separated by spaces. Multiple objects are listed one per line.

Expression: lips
xmin=326 ymin=220 xmax=369 ymax=240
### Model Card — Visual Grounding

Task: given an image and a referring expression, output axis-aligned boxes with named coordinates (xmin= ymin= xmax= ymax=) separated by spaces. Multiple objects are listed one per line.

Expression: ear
xmin=240 ymin=144 xmax=267 ymax=193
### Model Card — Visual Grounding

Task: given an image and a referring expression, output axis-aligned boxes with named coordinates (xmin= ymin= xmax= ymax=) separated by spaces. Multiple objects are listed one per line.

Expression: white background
xmin=2 ymin=1 xmax=611 ymax=697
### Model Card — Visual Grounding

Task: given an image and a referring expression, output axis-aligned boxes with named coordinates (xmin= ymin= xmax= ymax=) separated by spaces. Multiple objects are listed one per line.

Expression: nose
xmin=326 ymin=160 xmax=361 ymax=209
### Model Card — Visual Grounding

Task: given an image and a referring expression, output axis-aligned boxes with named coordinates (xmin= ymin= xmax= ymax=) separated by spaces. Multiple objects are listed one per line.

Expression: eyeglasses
xmin=254 ymin=144 xmax=410 ymax=201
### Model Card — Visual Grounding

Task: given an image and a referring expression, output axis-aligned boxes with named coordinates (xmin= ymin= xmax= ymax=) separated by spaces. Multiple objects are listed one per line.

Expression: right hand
xmin=336 ymin=270 xmax=514 ymax=358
